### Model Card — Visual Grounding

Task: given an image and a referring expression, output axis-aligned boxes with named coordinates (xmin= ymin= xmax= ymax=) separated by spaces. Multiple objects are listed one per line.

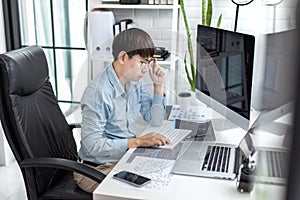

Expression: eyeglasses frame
xmin=131 ymin=55 xmax=154 ymax=70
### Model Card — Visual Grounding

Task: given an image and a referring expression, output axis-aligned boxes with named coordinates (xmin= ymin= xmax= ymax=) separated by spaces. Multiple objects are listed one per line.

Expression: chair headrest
xmin=0 ymin=45 xmax=49 ymax=96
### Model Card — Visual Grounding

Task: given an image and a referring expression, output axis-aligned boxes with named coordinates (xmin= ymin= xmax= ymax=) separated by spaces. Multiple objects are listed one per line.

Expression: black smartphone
xmin=113 ymin=170 xmax=151 ymax=187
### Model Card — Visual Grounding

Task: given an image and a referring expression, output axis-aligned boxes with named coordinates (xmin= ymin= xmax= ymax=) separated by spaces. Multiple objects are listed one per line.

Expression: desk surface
xmin=93 ymin=106 xmax=287 ymax=200
xmin=94 ymin=157 xmax=286 ymax=199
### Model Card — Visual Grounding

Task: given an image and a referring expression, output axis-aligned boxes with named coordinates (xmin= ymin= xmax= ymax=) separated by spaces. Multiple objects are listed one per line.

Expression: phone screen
xmin=113 ymin=171 xmax=151 ymax=187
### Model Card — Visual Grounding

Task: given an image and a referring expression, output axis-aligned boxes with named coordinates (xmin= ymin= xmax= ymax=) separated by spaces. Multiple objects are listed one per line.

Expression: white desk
xmin=93 ymin=106 xmax=287 ymax=200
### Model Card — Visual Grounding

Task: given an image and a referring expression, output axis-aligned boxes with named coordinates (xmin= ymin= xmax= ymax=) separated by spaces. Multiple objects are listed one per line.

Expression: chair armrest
xmin=69 ymin=123 xmax=81 ymax=130
xmin=20 ymin=157 xmax=105 ymax=183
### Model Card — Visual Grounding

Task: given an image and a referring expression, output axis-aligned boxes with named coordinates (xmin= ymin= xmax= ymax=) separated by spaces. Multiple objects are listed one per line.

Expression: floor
xmin=0 ymin=160 xmax=27 ymax=200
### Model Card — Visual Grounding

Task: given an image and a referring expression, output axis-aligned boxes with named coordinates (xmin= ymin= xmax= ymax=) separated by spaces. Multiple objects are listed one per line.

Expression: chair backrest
xmin=0 ymin=45 xmax=78 ymax=197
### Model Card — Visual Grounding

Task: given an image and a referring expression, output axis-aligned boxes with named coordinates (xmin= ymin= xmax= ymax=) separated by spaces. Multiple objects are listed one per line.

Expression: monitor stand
xmin=259 ymin=121 xmax=291 ymax=148
xmin=259 ymin=121 xmax=289 ymax=136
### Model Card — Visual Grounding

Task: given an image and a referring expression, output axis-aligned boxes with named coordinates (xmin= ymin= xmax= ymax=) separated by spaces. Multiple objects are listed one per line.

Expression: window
xmin=18 ymin=0 xmax=88 ymax=113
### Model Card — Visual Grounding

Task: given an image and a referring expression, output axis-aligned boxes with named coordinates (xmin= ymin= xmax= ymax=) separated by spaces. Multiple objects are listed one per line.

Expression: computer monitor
xmin=252 ymin=29 xmax=297 ymax=137
xmin=257 ymin=29 xmax=297 ymax=111
xmin=195 ymin=25 xmax=255 ymax=130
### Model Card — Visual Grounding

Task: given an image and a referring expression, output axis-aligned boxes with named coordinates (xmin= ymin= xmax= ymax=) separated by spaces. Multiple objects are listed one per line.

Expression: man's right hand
xmin=128 ymin=132 xmax=170 ymax=149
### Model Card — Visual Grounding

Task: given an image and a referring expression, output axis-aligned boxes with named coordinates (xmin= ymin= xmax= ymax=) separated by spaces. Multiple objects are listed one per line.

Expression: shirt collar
xmin=107 ymin=64 xmax=139 ymax=98
xmin=107 ymin=64 xmax=124 ymax=98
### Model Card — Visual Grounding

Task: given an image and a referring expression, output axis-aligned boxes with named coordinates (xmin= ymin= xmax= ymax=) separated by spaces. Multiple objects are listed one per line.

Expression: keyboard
xmin=202 ymin=145 xmax=231 ymax=173
xmin=158 ymin=128 xmax=192 ymax=149
xmin=256 ymin=149 xmax=288 ymax=178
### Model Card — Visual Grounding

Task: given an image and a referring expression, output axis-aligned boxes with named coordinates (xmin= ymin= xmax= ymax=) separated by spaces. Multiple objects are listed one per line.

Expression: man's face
xmin=123 ymin=54 xmax=153 ymax=82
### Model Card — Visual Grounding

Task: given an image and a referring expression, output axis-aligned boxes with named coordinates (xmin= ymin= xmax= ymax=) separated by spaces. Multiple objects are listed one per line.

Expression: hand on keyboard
xmin=128 ymin=132 xmax=171 ymax=149
xmin=156 ymin=128 xmax=192 ymax=149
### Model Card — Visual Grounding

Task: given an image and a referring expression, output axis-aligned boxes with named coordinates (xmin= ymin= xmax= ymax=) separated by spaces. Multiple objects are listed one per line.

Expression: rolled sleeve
xmin=149 ymin=93 xmax=166 ymax=127
xmin=113 ymin=138 xmax=128 ymax=152
xmin=152 ymin=93 xmax=166 ymax=107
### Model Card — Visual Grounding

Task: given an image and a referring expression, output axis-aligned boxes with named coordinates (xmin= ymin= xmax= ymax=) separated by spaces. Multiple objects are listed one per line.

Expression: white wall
xmin=89 ymin=0 xmax=297 ymax=50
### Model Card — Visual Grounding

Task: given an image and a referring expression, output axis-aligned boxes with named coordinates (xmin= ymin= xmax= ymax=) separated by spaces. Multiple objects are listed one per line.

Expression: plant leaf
xmin=180 ymin=0 xmax=196 ymax=91
xmin=180 ymin=0 xmax=198 ymax=91
xmin=206 ymin=0 xmax=212 ymax=27
xmin=180 ymin=0 xmax=191 ymax=36
xmin=202 ymin=0 xmax=207 ymax=26
xmin=184 ymin=53 xmax=192 ymax=86
xmin=216 ymin=14 xmax=222 ymax=28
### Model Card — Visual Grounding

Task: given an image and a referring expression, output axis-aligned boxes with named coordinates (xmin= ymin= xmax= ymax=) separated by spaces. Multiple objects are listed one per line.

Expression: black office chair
xmin=0 ymin=45 xmax=105 ymax=200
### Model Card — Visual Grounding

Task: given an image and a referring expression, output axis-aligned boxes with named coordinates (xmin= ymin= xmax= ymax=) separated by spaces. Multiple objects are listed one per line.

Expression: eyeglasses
xmin=131 ymin=56 xmax=154 ymax=69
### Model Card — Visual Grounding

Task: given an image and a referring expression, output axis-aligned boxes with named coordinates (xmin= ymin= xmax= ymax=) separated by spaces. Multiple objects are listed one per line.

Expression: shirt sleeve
xmin=140 ymin=84 xmax=166 ymax=127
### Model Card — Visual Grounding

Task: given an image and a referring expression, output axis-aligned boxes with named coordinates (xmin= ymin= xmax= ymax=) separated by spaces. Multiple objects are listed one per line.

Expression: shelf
xmin=93 ymin=4 xmax=177 ymax=10
xmin=88 ymin=1 xmax=180 ymax=89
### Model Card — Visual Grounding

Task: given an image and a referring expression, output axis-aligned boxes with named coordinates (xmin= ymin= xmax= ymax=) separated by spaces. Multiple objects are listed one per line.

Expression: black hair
xmin=112 ymin=28 xmax=155 ymax=60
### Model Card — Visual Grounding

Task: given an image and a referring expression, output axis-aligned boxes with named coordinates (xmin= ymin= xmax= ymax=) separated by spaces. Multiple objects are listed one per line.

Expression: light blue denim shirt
xmin=78 ymin=64 xmax=166 ymax=164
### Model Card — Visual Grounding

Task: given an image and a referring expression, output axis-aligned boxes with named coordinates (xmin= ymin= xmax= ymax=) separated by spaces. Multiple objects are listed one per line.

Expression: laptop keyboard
xmin=257 ymin=150 xmax=288 ymax=178
xmin=202 ymin=145 xmax=231 ymax=173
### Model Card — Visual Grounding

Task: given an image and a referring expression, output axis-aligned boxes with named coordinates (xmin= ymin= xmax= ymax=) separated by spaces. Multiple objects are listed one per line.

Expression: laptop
xmin=251 ymin=103 xmax=291 ymax=185
xmin=172 ymin=128 xmax=254 ymax=180
xmin=254 ymin=146 xmax=288 ymax=185
xmin=172 ymin=109 xmax=289 ymax=183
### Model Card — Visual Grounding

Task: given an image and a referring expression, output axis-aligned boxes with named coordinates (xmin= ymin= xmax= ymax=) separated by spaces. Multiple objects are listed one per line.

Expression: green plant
xmin=202 ymin=0 xmax=223 ymax=27
xmin=179 ymin=0 xmax=222 ymax=92
xmin=180 ymin=0 xmax=196 ymax=92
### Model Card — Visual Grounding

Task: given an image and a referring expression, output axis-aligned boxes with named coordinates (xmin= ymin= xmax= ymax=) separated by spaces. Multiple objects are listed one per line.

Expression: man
xmin=75 ymin=28 xmax=170 ymax=192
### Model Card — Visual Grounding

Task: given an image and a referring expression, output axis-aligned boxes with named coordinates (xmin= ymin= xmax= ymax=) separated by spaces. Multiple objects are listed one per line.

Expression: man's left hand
xmin=149 ymin=59 xmax=165 ymax=86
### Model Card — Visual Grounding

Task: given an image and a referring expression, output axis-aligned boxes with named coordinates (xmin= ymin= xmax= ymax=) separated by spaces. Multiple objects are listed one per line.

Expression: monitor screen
xmin=249 ymin=29 xmax=297 ymax=138
xmin=258 ymin=29 xmax=297 ymax=112
xmin=195 ymin=25 xmax=255 ymax=127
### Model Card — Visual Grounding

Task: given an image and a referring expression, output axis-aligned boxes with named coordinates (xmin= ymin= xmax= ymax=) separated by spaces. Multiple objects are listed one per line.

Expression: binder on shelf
xmin=154 ymin=0 xmax=160 ymax=4
xmin=113 ymin=23 xmax=120 ymax=36
xmin=119 ymin=19 xmax=133 ymax=32
xmin=88 ymin=11 xmax=115 ymax=58
xmin=114 ymin=19 xmax=138 ymax=35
